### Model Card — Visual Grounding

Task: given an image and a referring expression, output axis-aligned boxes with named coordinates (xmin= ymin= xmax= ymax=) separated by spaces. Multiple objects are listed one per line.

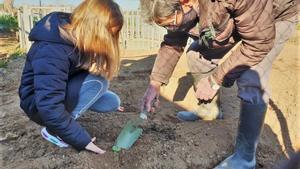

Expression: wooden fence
xmin=17 ymin=5 xmax=167 ymax=52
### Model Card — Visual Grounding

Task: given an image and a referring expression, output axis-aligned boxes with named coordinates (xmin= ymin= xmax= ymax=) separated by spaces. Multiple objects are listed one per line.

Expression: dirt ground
xmin=0 ymin=32 xmax=18 ymax=59
xmin=0 ymin=30 xmax=299 ymax=169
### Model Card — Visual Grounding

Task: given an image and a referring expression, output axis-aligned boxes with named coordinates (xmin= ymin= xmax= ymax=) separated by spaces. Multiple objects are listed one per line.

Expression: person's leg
xmin=214 ymin=16 xmax=297 ymax=169
xmin=70 ymin=74 xmax=109 ymax=119
xmin=177 ymin=41 xmax=234 ymax=121
xmin=274 ymin=151 xmax=300 ymax=169
xmin=89 ymin=90 xmax=121 ymax=113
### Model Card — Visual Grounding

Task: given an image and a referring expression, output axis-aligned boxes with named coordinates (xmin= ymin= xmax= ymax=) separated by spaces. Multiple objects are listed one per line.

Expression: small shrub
xmin=0 ymin=15 xmax=18 ymax=32
xmin=0 ymin=59 xmax=7 ymax=68
xmin=33 ymin=16 xmax=41 ymax=25
xmin=0 ymin=47 xmax=25 ymax=68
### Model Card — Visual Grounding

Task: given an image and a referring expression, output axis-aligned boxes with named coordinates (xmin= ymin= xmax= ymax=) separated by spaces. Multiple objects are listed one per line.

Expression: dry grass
xmin=0 ymin=32 xmax=24 ymax=68
xmin=0 ymin=36 xmax=18 ymax=57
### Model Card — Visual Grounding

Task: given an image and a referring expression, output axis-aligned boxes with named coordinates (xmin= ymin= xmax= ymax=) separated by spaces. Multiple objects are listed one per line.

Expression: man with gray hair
xmin=140 ymin=0 xmax=298 ymax=168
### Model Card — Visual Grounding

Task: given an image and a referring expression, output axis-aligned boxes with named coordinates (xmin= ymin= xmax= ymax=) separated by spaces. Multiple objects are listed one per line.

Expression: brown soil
xmin=0 ymin=32 xmax=18 ymax=59
xmin=0 ymin=31 xmax=299 ymax=169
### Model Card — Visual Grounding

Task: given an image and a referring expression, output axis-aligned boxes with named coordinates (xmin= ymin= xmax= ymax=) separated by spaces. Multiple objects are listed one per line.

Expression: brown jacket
xmin=150 ymin=0 xmax=298 ymax=85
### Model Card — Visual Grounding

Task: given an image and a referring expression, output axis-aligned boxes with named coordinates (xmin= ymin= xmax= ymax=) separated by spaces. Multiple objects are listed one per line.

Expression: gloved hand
xmin=141 ymin=81 xmax=161 ymax=112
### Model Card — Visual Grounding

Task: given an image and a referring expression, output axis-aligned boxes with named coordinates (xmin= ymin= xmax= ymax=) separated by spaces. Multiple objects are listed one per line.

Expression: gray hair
xmin=140 ymin=0 xmax=181 ymax=24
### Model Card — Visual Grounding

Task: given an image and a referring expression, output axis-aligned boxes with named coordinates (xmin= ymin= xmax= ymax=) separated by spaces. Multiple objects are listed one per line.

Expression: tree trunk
xmin=3 ymin=0 xmax=15 ymax=15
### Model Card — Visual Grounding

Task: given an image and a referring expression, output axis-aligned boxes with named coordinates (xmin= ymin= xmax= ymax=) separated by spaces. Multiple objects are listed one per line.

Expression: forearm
xmin=212 ymin=39 xmax=274 ymax=85
xmin=38 ymin=109 xmax=92 ymax=150
xmin=150 ymin=45 xmax=184 ymax=85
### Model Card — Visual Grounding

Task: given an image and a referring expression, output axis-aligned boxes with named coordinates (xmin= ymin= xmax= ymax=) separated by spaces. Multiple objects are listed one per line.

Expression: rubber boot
xmin=213 ymin=101 xmax=267 ymax=169
xmin=274 ymin=151 xmax=300 ymax=169
xmin=177 ymin=72 xmax=222 ymax=121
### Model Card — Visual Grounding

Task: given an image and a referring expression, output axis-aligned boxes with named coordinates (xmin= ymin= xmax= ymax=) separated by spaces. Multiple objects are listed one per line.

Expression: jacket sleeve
xmin=32 ymin=46 xmax=91 ymax=151
xmin=212 ymin=0 xmax=275 ymax=85
xmin=150 ymin=30 xmax=189 ymax=85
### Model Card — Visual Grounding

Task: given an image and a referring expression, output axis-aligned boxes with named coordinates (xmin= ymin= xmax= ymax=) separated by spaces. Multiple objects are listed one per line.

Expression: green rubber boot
xmin=214 ymin=101 xmax=267 ymax=169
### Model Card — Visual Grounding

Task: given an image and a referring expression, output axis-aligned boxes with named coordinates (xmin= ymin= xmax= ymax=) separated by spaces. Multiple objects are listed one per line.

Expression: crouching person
xmin=139 ymin=0 xmax=297 ymax=168
xmin=18 ymin=0 xmax=123 ymax=154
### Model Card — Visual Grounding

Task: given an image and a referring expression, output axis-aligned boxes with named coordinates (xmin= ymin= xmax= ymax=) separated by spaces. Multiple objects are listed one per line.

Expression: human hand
xmin=195 ymin=76 xmax=219 ymax=101
xmin=85 ymin=137 xmax=105 ymax=154
xmin=141 ymin=80 xmax=161 ymax=112
xmin=117 ymin=106 xmax=124 ymax=112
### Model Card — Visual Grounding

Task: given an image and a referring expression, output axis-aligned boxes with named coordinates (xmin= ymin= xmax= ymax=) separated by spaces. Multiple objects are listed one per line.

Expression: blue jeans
xmin=67 ymin=74 xmax=120 ymax=119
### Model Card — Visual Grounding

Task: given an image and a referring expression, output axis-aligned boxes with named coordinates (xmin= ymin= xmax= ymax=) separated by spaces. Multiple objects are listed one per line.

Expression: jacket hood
xmin=29 ymin=12 xmax=74 ymax=45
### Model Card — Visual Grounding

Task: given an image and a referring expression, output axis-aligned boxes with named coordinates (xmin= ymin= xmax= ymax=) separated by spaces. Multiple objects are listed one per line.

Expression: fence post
xmin=17 ymin=9 xmax=25 ymax=49
xmin=22 ymin=5 xmax=32 ymax=51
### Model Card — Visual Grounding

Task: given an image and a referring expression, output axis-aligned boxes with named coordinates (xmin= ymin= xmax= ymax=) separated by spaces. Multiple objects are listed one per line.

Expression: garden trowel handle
xmin=139 ymin=110 xmax=148 ymax=120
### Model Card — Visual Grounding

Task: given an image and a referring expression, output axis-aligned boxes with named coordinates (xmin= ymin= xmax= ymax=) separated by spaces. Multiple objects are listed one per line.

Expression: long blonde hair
xmin=65 ymin=0 xmax=123 ymax=80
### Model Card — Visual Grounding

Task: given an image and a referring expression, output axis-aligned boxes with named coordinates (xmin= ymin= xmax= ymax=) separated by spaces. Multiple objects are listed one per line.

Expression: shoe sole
xmin=41 ymin=128 xmax=69 ymax=148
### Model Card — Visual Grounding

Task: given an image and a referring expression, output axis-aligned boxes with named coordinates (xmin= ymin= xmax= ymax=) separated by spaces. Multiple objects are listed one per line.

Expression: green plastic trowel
xmin=112 ymin=109 xmax=149 ymax=152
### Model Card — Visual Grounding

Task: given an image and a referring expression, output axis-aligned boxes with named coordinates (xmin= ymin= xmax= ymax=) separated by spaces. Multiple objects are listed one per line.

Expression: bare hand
xmin=141 ymin=81 xmax=161 ymax=112
xmin=85 ymin=137 xmax=105 ymax=154
xmin=195 ymin=76 xmax=218 ymax=101
xmin=117 ymin=106 xmax=125 ymax=112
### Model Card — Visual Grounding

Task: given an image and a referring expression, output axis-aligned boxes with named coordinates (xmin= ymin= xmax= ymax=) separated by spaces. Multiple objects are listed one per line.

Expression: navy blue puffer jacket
xmin=19 ymin=12 xmax=92 ymax=151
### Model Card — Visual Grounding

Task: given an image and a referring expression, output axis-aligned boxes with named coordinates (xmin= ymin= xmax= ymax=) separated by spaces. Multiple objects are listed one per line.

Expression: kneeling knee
xmin=109 ymin=93 xmax=121 ymax=111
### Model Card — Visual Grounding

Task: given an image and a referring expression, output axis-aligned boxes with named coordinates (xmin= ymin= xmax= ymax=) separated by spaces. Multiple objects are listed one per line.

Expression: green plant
xmin=0 ymin=14 xmax=18 ymax=31
xmin=8 ymin=47 xmax=25 ymax=60
xmin=0 ymin=47 xmax=25 ymax=68
xmin=33 ymin=16 xmax=41 ymax=25
xmin=0 ymin=59 xmax=7 ymax=68
xmin=0 ymin=3 xmax=4 ymax=9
